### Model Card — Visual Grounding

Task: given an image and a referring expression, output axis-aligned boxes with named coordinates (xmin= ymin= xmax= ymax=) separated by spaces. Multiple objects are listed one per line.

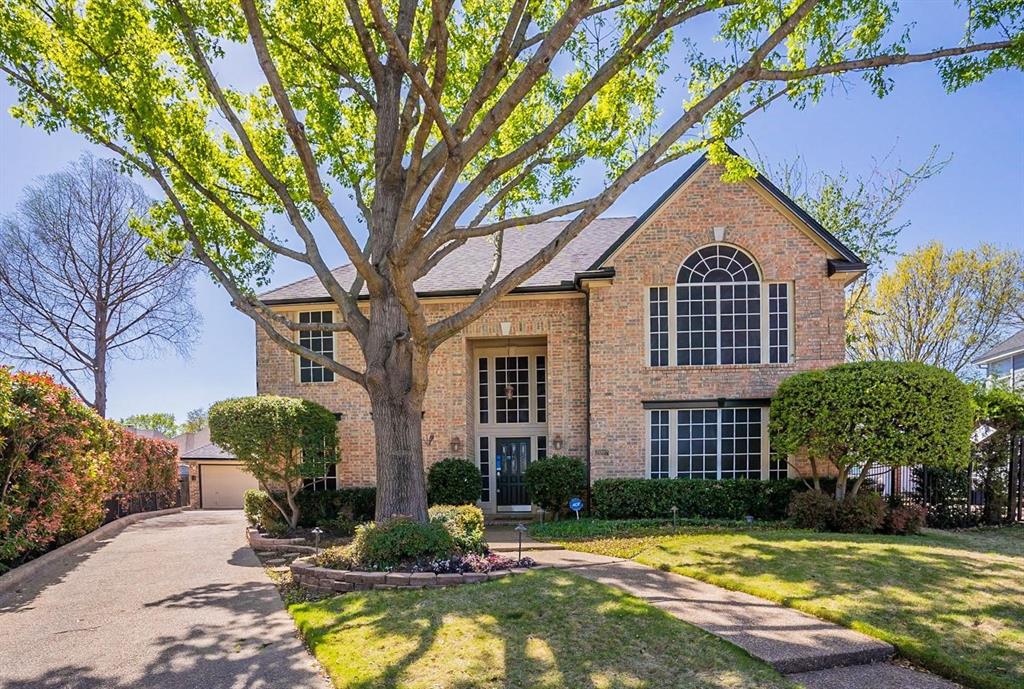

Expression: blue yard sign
xmin=569 ymin=496 xmax=584 ymax=519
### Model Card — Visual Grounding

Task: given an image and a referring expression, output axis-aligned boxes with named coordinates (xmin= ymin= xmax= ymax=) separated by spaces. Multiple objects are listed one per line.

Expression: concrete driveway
xmin=0 ymin=511 xmax=329 ymax=689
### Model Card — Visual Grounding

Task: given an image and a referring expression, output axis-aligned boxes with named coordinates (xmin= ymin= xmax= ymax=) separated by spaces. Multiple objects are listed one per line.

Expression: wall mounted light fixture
xmin=553 ymin=434 xmax=564 ymax=451
xmin=450 ymin=436 xmax=463 ymax=455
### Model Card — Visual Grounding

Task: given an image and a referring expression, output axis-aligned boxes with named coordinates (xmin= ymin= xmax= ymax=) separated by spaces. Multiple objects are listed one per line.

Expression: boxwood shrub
xmin=427 ymin=458 xmax=481 ymax=506
xmin=591 ymin=478 xmax=804 ymax=520
xmin=348 ymin=517 xmax=455 ymax=570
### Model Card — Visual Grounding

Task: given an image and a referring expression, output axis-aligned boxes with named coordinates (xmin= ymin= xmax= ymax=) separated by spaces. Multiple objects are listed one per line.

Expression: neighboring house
xmin=975 ymin=327 xmax=1024 ymax=390
xmin=180 ymin=442 xmax=257 ymax=509
xmin=255 ymin=154 xmax=865 ymax=514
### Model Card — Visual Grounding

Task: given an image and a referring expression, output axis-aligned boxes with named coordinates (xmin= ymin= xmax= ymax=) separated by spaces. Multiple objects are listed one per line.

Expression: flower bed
xmin=289 ymin=556 xmax=539 ymax=593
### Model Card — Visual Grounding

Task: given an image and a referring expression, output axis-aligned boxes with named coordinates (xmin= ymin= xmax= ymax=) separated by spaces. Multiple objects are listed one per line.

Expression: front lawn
xmin=288 ymin=569 xmax=797 ymax=689
xmin=549 ymin=524 xmax=1024 ymax=689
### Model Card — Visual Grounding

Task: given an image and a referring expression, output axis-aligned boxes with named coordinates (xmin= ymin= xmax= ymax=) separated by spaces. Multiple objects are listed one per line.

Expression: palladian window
xmin=648 ymin=244 xmax=791 ymax=367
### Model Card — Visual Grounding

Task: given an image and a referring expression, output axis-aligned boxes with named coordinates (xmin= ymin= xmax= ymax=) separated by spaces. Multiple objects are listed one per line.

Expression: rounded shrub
xmin=524 ymin=455 xmax=587 ymax=515
xmin=884 ymin=503 xmax=928 ymax=535
xmin=788 ymin=490 xmax=837 ymax=531
xmin=429 ymin=504 xmax=485 ymax=553
xmin=427 ymin=458 xmax=481 ymax=506
xmin=834 ymin=492 xmax=886 ymax=533
xmin=348 ymin=517 xmax=455 ymax=570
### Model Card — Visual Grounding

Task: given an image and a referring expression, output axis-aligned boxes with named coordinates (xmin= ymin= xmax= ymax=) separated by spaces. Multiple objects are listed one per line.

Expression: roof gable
xmin=975 ymin=327 xmax=1024 ymax=364
xmin=588 ymin=151 xmax=865 ymax=271
xmin=259 ymin=150 xmax=865 ymax=305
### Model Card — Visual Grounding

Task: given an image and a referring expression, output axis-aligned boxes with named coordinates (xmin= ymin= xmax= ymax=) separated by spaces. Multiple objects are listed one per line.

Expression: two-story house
xmin=248 ymin=153 xmax=864 ymax=515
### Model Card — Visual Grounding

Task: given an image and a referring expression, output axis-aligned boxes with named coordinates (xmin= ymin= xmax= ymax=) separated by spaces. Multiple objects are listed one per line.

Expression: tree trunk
xmin=365 ymin=291 xmax=431 ymax=523
xmin=93 ymin=302 xmax=108 ymax=417
xmin=835 ymin=467 xmax=849 ymax=500
xmin=285 ymin=486 xmax=301 ymax=530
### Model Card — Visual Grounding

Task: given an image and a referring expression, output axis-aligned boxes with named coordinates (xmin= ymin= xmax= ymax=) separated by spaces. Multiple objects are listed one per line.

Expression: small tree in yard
xmin=209 ymin=396 xmax=337 ymax=530
xmin=771 ymin=361 xmax=972 ymax=500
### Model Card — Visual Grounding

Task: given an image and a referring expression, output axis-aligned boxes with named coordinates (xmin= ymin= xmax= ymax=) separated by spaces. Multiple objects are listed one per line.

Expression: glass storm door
xmin=495 ymin=437 xmax=531 ymax=506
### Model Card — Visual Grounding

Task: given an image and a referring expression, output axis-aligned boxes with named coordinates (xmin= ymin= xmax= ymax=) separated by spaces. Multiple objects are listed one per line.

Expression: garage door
xmin=201 ymin=464 xmax=259 ymax=509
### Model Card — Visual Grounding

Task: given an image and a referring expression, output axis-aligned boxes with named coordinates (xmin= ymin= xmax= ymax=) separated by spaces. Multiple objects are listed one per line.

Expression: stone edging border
xmin=289 ymin=556 xmax=538 ymax=593
xmin=0 ymin=506 xmax=184 ymax=595
xmin=245 ymin=527 xmax=317 ymax=554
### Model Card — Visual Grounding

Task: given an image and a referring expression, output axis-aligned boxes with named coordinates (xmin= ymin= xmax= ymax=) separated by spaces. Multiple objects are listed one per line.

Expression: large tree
xmin=0 ymin=155 xmax=198 ymax=416
xmin=851 ymin=242 xmax=1024 ymax=374
xmin=2 ymin=0 xmax=1020 ymax=521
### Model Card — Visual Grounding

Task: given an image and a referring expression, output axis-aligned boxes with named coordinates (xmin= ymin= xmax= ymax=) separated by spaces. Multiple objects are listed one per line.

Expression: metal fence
xmin=101 ymin=486 xmax=188 ymax=525
xmin=854 ymin=435 xmax=1024 ymax=527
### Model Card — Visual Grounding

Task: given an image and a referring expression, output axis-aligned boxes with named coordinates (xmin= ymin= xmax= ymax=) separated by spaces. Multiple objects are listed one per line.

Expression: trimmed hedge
xmin=348 ymin=517 xmax=455 ymax=570
xmin=524 ymin=455 xmax=586 ymax=515
xmin=591 ymin=478 xmax=804 ymax=521
xmin=244 ymin=486 xmax=377 ymax=535
xmin=427 ymin=458 xmax=480 ymax=506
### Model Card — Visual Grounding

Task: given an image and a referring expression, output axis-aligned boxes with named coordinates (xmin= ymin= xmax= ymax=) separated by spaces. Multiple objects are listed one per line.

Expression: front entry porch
xmin=473 ymin=341 xmax=548 ymax=514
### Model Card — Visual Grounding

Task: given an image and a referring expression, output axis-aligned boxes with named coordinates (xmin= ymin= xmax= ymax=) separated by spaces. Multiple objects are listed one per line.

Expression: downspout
xmin=583 ymin=286 xmax=592 ymax=505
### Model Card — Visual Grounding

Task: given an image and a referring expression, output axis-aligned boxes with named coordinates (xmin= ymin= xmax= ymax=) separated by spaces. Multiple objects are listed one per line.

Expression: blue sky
xmin=0 ymin=5 xmax=1022 ymax=422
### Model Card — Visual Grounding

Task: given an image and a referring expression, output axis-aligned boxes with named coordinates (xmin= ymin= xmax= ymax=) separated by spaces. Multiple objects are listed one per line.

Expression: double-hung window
xmin=648 ymin=245 xmax=791 ymax=367
xmin=647 ymin=405 xmax=784 ymax=480
xmin=298 ymin=310 xmax=335 ymax=383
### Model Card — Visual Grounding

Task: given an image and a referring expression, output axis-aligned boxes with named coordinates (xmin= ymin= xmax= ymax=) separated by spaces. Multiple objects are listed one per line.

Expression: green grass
xmin=529 ymin=517 xmax=782 ymax=541
xmin=288 ymin=569 xmax=797 ymax=689
xmin=552 ymin=525 xmax=1024 ymax=689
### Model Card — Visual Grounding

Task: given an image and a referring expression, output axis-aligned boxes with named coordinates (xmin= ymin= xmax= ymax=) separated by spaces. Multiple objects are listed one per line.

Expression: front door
xmin=496 ymin=437 xmax=531 ymax=506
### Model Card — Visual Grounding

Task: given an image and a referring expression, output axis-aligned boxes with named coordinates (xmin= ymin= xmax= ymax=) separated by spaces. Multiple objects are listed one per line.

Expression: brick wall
xmin=257 ymin=295 xmax=588 ymax=488
xmin=588 ymin=163 xmax=848 ymax=480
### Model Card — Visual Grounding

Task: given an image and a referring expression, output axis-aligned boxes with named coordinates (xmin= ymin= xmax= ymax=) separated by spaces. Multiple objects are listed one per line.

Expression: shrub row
xmin=788 ymin=491 xmax=928 ymax=534
xmin=243 ymin=486 xmax=378 ymax=536
xmin=316 ymin=504 xmax=487 ymax=571
xmin=0 ymin=369 xmax=179 ymax=569
xmin=591 ymin=478 xmax=806 ymax=521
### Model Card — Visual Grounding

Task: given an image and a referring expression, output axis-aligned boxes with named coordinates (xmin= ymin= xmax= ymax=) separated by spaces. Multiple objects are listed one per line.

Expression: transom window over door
xmin=647 ymin=244 xmax=792 ymax=367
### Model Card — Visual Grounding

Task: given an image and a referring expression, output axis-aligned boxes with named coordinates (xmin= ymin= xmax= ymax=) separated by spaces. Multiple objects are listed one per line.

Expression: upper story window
xmin=987 ymin=354 xmax=1024 ymax=390
xmin=648 ymin=244 xmax=791 ymax=367
xmin=298 ymin=310 xmax=335 ymax=383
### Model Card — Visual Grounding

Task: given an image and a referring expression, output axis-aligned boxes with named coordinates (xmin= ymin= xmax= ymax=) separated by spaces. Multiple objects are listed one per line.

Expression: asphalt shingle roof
xmin=180 ymin=442 xmax=236 ymax=460
xmin=975 ymin=327 xmax=1024 ymax=364
xmin=260 ymin=217 xmax=634 ymax=303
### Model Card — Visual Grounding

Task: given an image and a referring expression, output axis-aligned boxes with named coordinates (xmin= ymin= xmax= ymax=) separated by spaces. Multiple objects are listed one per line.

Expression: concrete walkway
xmin=0 ymin=510 xmax=329 ymax=689
xmin=523 ymin=547 xmax=961 ymax=688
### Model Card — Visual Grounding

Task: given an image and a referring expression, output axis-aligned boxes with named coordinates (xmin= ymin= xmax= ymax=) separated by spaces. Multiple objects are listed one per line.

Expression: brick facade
xmin=255 ymin=163 xmax=851 ymax=507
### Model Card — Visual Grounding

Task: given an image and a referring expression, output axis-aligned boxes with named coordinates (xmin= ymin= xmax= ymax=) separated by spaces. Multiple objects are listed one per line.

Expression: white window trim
xmin=294 ymin=310 xmax=337 ymax=384
xmin=646 ymin=281 xmax=792 ymax=368
xmin=646 ymin=406 xmax=775 ymax=480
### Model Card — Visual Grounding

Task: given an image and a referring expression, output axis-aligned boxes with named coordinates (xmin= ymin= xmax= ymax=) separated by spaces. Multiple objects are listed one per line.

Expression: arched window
xmin=677 ymin=245 xmax=761 ymax=365
xmin=647 ymin=244 xmax=791 ymax=367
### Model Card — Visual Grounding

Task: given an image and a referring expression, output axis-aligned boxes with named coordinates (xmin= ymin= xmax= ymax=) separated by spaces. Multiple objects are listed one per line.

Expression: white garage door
xmin=201 ymin=464 xmax=259 ymax=509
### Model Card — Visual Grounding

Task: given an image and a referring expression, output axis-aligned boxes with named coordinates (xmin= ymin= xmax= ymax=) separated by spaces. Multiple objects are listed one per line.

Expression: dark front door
xmin=496 ymin=437 xmax=531 ymax=506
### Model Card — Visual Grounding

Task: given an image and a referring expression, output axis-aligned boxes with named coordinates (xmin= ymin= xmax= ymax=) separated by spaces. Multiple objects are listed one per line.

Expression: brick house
xmin=253 ymin=154 xmax=864 ymax=514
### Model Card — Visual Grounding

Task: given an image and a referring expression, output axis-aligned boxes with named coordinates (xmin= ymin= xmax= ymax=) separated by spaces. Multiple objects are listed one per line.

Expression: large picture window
xmin=649 ymin=405 xmax=777 ymax=480
xmin=298 ymin=311 xmax=335 ymax=383
xmin=648 ymin=245 xmax=791 ymax=367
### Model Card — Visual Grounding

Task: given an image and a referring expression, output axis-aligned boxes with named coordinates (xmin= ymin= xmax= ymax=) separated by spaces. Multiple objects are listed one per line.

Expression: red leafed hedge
xmin=0 ymin=368 xmax=179 ymax=570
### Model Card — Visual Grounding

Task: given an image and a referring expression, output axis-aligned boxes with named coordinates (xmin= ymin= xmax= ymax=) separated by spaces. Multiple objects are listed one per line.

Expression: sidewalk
xmin=521 ymin=547 xmax=961 ymax=688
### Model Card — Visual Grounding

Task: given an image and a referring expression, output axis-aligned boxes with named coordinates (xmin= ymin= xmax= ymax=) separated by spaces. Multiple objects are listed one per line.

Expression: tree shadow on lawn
xmin=636 ymin=534 xmax=1023 ymax=689
xmin=292 ymin=570 xmax=794 ymax=689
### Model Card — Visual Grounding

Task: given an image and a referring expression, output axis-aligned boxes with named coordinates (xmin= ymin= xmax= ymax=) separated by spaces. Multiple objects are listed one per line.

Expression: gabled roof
xmin=259 ymin=151 xmax=865 ymax=305
xmin=588 ymin=150 xmax=865 ymax=271
xmin=260 ymin=217 xmax=633 ymax=304
xmin=975 ymin=327 xmax=1024 ymax=365
xmin=180 ymin=442 xmax=236 ymax=460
